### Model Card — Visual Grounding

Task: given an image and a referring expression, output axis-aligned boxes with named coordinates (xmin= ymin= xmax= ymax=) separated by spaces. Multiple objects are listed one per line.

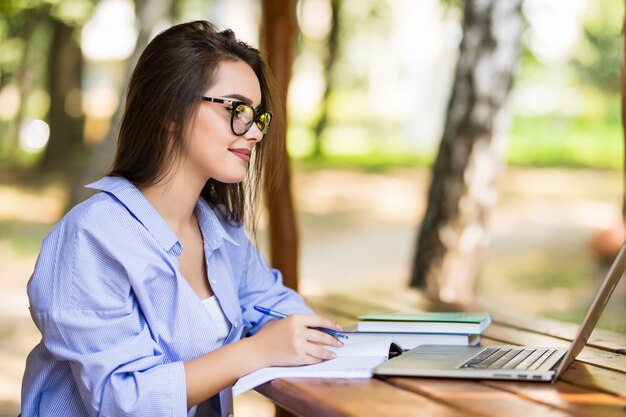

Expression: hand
xmin=249 ymin=314 xmax=344 ymax=367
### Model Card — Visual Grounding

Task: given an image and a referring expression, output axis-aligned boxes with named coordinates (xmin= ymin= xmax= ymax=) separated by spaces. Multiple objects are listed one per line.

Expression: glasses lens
xmin=232 ymin=103 xmax=254 ymax=135
xmin=256 ymin=112 xmax=272 ymax=134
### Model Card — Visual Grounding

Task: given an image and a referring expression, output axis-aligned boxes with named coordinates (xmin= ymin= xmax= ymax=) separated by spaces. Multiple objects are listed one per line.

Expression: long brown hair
xmin=109 ymin=20 xmax=284 ymax=232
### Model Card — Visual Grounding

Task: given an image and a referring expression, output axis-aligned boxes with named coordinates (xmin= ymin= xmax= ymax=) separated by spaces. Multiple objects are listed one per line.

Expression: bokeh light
xmin=0 ymin=84 xmax=21 ymax=121
xmin=19 ymin=119 xmax=50 ymax=152
xmin=81 ymin=0 xmax=137 ymax=61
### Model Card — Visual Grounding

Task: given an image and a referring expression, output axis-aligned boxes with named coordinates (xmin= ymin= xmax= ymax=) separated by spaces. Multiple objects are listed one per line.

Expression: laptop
xmin=375 ymin=241 xmax=626 ymax=382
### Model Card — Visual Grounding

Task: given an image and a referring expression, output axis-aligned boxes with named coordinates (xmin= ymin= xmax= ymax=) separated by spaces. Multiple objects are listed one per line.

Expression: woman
xmin=21 ymin=21 xmax=343 ymax=417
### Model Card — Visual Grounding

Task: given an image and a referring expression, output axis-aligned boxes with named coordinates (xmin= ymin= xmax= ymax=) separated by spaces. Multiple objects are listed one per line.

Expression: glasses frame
xmin=201 ymin=96 xmax=272 ymax=136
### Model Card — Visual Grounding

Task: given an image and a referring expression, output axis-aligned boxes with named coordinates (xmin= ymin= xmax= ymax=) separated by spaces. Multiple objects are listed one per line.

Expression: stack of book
xmin=345 ymin=312 xmax=492 ymax=350
xmin=232 ymin=311 xmax=492 ymax=396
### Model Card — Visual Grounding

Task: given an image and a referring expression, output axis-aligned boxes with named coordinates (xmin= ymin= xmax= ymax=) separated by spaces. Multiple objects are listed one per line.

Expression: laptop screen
xmin=553 ymin=241 xmax=626 ymax=380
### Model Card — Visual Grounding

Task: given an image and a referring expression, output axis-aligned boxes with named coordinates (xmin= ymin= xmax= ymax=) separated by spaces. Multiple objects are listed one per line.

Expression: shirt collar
xmin=86 ymin=177 xmax=180 ymax=253
xmin=86 ymin=176 xmax=238 ymax=253
xmin=195 ymin=198 xmax=239 ymax=249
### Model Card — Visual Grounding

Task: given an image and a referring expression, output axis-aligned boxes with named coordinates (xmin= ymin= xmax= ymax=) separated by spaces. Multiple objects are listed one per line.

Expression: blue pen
xmin=254 ymin=305 xmax=349 ymax=340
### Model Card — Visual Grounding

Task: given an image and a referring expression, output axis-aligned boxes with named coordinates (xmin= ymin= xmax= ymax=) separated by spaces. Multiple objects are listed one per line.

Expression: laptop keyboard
xmin=461 ymin=347 xmax=557 ymax=370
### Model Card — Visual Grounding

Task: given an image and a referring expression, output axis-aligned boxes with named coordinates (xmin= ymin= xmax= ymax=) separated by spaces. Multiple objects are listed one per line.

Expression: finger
xmin=300 ymin=314 xmax=344 ymax=332
xmin=299 ymin=355 xmax=325 ymax=366
xmin=305 ymin=328 xmax=343 ymax=347
xmin=306 ymin=345 xmax=337 ymax=361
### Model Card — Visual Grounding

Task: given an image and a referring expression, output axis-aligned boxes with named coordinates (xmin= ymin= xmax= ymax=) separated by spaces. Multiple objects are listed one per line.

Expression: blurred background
xmin=1 ymin=0 xmax=625 ymax=415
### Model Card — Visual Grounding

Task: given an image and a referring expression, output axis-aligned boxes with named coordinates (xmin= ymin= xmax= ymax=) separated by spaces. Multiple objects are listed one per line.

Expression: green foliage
xmin=0 ymin=36 xmax=24 ymax=74
xmin=331 ymin=0 xmax=392 ymax=89
xmin=570 ymin=0 xmax=623 ymax=92
xmin=0 ymin=0 xmax=94 ymax=23
xmin=0 ymin=0 xmax=95 ymax=86
xmin=507 ymin=112 xmax=622 ymax=169
xmin=294 ymin=150 xmax=434 ymax=172
xmin=49 ymin=0 xmax=95 ymax=26
xmin=571 ymin=29 xmax=621 ymax=93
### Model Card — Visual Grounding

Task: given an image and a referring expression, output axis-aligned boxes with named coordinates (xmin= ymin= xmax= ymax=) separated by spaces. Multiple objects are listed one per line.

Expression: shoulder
xmin=41 ymin=191 xmax=126 ymax=246
xmin=29 ymin=192 xmax=146 ymax=312
xmin=44 ymin=191 xmax=143 ymax=255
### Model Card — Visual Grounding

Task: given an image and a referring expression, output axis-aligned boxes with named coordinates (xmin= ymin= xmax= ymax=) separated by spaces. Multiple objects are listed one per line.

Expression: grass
xmin=507 ymin=114 xmax=623 ymax=169
xmin=287 ymin=112 xmax=623 ymax=171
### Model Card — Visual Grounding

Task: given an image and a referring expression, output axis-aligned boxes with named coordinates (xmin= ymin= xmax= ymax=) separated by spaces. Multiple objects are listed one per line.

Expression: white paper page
xmin=232 ymin=340 xmax=395 ymax=396
xmin=233 ymin=355 xmax=386 ymax=396
xmin=325 ymin=338 xmax=394 ymax=356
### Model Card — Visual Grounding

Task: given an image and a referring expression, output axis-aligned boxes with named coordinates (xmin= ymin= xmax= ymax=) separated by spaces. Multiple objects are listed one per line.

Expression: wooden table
xmin=254 ymin=289 xmax=626 ymax=417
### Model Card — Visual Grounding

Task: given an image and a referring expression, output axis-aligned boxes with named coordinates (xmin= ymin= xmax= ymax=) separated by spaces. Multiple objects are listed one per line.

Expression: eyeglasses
xmin=201 ymin=96 xmax=272 ymax=136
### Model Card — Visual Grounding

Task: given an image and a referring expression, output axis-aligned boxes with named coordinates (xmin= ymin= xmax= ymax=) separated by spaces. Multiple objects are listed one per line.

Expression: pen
xmin=254 ymin=305 xmax=349 ymax=339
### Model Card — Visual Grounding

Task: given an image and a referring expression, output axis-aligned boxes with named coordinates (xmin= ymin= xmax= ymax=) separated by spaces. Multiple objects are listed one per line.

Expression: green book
xmin=356 ymin=312 xmax=492 ymax=334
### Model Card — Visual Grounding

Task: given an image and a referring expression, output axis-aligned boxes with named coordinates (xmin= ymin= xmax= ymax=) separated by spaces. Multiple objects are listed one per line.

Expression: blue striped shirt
xmin=21 ymin=176 xmax=311 ymax=417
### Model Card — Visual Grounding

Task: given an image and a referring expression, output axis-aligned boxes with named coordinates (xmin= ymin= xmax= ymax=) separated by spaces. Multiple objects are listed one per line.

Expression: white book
xmin=356 ymin=312 xmax=492 ymax=334
xmin=343 ymin=331 xmax=480 ymax=349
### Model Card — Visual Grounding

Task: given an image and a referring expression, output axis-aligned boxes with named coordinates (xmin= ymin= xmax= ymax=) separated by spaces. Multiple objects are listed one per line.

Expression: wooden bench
xmin=254 ymin=288 xmax=626 ymax=417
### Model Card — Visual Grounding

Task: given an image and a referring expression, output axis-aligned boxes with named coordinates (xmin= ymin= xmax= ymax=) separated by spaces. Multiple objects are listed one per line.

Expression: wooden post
xmin=260 ymin=0 xmax=299 ymax=291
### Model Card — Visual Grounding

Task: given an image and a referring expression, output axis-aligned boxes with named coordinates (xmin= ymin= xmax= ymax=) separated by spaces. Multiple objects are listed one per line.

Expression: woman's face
xmin=182 ymin=60 xmax=264 ymax=184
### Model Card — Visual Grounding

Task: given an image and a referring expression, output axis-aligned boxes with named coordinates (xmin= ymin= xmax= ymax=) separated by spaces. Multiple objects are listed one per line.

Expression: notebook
xmin=232 ymin=339 xmax=401 ymax=396
xmin=375 ymin=241 xmax=626 ymax=382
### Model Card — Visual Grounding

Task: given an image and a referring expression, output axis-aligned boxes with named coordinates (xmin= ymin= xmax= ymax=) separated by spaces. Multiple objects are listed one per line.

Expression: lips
xmin=229 ymin=148 xmax=252 ymax=162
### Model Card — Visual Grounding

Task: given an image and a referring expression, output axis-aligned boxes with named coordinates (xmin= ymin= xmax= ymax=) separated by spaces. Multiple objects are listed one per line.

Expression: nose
xmin=244 ymin=122 xmax=264 ymax=142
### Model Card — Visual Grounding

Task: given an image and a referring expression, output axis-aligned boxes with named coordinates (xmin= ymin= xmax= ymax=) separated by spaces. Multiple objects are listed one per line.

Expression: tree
xmin=311 ymin=0 xmax=340 ymax=158
xmin=410 ymin=0 xmax=524 ymax=303
xmin=571 ymin=0 xmax=622 ymax=94
xmin=0 ymin=6 xmax=41 ymax=162
xmin=38 ymin=17 xmax=84 ymax=176
xmin=0 ymin=0 xmax=96 ymax=170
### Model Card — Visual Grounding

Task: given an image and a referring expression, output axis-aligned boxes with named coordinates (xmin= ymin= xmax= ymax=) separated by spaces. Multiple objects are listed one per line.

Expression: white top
xmin=188 ymin=295 xmax=230 ymax=417
xmin=201 ymin=295 xmax=230 ymax=346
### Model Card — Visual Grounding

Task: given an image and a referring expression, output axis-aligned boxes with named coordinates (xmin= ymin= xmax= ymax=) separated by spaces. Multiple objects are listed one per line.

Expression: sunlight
xmin=81 ymin=0 xmax=137 ymax=61
xmin=0 ymin=84 xmax=20 ymax=120
xmin=0 ymin=184 xmax=66 ymax=225
xmin=297 ymin=0 xmax=332 ymax=40
xmin=558 ymin=392 xmax=626 ymax=405
xmin=82 ymin=87 xmax=119 ymax=118
xmin=19 ymin=119 xmax=49 ymax=153
xmin=523 ymin=0 xmax=586 ymax=64
xmin=289 ymin=53 xmax=326 ymax=117
xmin=211 ymin=0 xmax=260 ymax=47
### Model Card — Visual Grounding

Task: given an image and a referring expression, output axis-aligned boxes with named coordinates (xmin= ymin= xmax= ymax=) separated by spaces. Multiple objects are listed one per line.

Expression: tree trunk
xmin=38 ymin=18 xmax=84 ymax=176
xmin=312 ymin=0 xmax=341 ymax=157
xmin=261 ymin=0 xmax=299 ymax=291
xmin=410 ymin=0 xmax=524 ymax=303
xmin=6 ymin=9 xmax=39 ymax=163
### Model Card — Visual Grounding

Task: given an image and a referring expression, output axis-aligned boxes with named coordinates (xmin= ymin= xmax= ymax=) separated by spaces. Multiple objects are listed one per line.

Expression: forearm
xmin=184 ymin=313 xmax=342 ymax=408
xmin=184 ymin=336 xmax=266 ymax=407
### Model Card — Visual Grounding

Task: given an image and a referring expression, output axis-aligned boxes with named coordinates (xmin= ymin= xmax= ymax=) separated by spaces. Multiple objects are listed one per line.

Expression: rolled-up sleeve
xmin=28 ymin=206 xmax=188 ymax=417
xmin=32 ymin=306 xmax=187 ymax=416
xmin=231 ymin=228 xmax=313 ymax=335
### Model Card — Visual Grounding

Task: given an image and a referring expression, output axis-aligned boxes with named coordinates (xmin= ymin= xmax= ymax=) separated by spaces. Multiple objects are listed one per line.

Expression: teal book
xmin=356 ymin=312 xmax=492 ymax=334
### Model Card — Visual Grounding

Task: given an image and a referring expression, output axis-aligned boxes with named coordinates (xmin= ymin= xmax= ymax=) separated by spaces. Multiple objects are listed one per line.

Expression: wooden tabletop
xmin=254 ymin=289 xmax=626 ymax=417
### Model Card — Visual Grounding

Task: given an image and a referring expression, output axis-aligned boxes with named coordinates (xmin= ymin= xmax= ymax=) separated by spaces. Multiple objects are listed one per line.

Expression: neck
xmin=140 ymin=169 xmax=206 ymax=233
